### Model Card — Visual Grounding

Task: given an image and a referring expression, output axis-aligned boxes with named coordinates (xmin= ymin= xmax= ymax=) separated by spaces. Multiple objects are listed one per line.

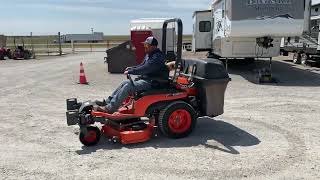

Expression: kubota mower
xmin=66 ymin=18 xmax=231 ymax=146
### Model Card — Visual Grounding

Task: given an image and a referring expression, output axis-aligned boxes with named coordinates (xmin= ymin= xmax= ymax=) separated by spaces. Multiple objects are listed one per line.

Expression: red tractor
xmin=10 ymin=37 xmax=34 ymax=60
xmin=66 ymin=18 xmax=231 ymax=146
xmin=12 ymin=46 xmax=33 ymax=60
xmin=0 ymin=47 xmax=12 ymax=60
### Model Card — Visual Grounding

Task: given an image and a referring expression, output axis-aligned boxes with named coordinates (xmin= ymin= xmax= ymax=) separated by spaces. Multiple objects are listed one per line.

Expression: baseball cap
xmin=143 ymin=36 xmax=158 ymax=46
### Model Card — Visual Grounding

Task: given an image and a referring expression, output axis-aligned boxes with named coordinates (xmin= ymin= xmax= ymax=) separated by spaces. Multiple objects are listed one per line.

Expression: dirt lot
xmin=0 ymin=52 xmax=319 ymax=179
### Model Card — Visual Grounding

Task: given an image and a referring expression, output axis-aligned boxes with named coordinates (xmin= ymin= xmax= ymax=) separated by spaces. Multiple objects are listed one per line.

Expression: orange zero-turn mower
xmin=66 ymin=18 xmax=231 ymax=146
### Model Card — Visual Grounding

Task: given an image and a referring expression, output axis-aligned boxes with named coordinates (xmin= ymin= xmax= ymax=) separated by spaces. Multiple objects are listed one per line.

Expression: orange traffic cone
xmin=79 ymin=62 xmax=89 ymax=84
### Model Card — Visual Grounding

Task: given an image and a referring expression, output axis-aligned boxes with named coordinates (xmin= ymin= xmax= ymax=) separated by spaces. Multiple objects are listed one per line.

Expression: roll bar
xmin=162 ymin=18 xmax=183 ymax=66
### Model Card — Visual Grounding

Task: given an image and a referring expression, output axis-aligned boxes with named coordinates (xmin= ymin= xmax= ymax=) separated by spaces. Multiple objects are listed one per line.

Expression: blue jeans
xmin=106 ymin=79 xmax=152 ymax=113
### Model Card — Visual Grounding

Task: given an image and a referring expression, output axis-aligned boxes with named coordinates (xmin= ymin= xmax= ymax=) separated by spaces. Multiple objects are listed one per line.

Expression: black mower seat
xmin=137 ymin=88 xmax=183 ymax=98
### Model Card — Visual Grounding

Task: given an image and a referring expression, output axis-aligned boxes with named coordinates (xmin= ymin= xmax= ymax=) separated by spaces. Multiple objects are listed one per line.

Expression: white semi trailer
xmin=193 ymin=0 xmax=310 ymax=61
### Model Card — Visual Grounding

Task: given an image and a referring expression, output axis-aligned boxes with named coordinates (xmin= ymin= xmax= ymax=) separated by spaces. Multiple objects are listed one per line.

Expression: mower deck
xmin=101 ymin=119 xmax=154 ymax=144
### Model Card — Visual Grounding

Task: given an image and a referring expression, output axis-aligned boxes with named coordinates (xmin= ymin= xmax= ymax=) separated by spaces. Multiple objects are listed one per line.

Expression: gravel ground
xmin=0 ymin=52 xmax=319 ymax=180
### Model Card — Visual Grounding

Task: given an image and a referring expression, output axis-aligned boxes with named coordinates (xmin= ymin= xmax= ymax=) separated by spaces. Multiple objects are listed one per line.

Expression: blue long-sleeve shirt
xmin=128 ymin=48 xmax=169 ymax=79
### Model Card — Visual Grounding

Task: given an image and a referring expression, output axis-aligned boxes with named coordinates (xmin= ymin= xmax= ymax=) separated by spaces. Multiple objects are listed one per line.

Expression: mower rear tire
xmin=79 ymin=126 xmax=101 ymax=146
xmin=158 ymin=101 xmax=197 ymax=139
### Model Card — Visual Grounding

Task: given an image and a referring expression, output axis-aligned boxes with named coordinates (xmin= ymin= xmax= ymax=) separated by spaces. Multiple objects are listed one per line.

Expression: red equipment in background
xmin=0 ymin=48 xmax=12 ymax=60
xmin=0 ymin=48 xmax=6 ymax=60
xmin=131 ymin=30 xmax=153 ymax=64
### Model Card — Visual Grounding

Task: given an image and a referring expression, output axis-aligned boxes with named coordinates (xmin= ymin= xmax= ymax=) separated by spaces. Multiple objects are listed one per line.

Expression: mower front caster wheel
xmin=159 ymin=101 xmax=197 ymax=139
xmin=79 ymin=126 xmax=101 ymax=146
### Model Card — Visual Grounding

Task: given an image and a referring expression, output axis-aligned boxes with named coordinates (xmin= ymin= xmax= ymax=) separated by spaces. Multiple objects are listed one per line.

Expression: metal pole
xmin=58 ymin=32 xmax=62 ymax=56
xmin=71 ymin=40 xmax=75 ymax=53
xmin=30 ymin=32 xmax=36 ymax=59
xmin=91 ymin=28 xmax=94 ymax=52
xmin=225 ymin=58 xmax=228 ymax=72
xmin=269 ymin=57 xmax=272 ymax=77
xmin=47 ymin=38 xmax=49 ymax=56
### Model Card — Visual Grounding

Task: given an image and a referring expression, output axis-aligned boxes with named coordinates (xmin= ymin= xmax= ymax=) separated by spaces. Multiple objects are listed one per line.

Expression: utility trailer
xmin=130 ymin=18 xmax=177 ymax=62
xmin=280 ymin=31 xmax=320 ymax=65
xmin=280 ymin=2 xmax=320 ymax=65
xmin=106 ymin=18 xmax=178 ymax=73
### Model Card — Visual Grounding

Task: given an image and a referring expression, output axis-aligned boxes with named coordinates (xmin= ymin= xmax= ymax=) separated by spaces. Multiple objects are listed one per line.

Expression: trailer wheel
xmin=301 ymin=53 xmax=308 ymax=65
xmin=158 ymin=101 xmax=197 ymax=139
xmin=79 ymin=126 xmax=101 ymax=146
xmin=293 ymin=52 xmax=301 ymax=64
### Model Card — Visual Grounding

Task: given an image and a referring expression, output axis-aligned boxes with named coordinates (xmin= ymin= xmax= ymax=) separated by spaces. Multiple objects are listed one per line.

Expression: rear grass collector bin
xmin=182 ymin=58 xmax=231 ymax=117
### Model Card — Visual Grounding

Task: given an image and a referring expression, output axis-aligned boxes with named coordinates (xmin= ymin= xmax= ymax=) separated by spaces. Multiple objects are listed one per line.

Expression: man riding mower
xmin=94 ymin=36 xmax=169 ymax=114
xmin=66 ymin=18 xmax=231 ymax=146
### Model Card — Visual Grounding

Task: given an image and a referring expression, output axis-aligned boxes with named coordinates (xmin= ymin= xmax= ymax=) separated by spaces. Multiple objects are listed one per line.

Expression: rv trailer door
xmin=192 ymin=10 xmax=213 ymax=52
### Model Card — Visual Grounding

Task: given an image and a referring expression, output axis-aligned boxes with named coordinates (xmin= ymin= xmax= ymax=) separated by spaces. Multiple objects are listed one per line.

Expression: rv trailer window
xmin=199 ymin=21 xmax=211 ymax=32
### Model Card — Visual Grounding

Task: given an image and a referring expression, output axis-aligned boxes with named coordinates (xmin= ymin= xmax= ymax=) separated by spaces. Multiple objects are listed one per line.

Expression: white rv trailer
xmin=193 ymin=0 xmax=308 ymax=59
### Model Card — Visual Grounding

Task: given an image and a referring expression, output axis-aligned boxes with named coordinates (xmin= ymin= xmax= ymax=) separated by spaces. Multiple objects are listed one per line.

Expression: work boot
xmin=93 ymin=105 xmax=112 ymax=114
xmin=94 ymin=99 xmax=107 ymax=106
xmin=105 ymin=96 xmax=112 ymax=104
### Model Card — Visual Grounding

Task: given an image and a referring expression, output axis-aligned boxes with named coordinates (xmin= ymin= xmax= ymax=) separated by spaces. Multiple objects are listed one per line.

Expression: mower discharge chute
xmin=66 ymin=18 xmax=231 ymax=146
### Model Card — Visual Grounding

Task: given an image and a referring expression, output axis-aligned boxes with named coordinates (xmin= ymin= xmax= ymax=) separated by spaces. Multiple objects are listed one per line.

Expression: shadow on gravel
xmin=76 ymin=117 xmax=260 ymax=155
xmin=226 ymin=59 xmax=320 ymax=87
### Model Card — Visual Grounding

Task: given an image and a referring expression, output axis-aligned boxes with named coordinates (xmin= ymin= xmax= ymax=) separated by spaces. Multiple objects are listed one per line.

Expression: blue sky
xmin=0 ymin=0 xmax=211 ymax=36
xmin=1 ymin=0 xmax=320 ymax=36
